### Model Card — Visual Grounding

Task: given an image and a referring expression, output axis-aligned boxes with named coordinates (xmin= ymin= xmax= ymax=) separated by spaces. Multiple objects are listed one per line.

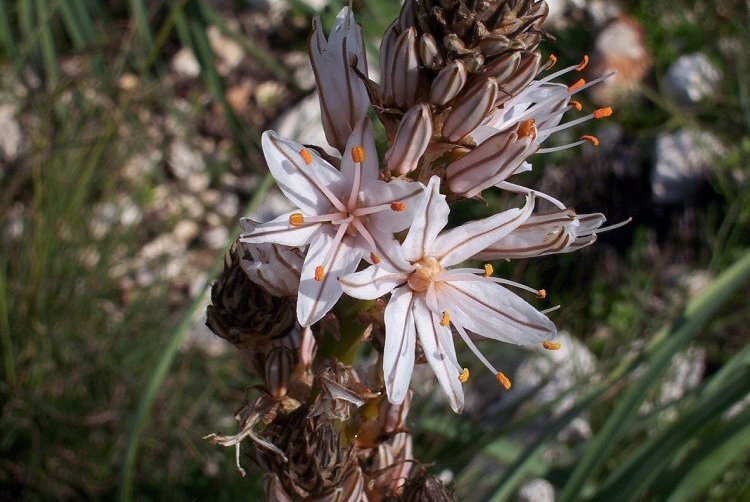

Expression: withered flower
xmin=206 ymin=241 xmax=297 ymax=352
xmin=399 ymin=469 xmax=455 ymax=502
xmin=311 ymin=359 xmax=376 ymax=422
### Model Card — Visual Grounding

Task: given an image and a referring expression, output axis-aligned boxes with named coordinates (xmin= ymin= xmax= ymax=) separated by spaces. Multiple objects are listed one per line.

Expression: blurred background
xmin=1 ymin=0 xmax=749 ymax=500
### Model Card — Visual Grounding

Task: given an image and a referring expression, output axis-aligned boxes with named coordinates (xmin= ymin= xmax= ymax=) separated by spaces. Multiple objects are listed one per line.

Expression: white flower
xmin=446 ymin=57 xmax=615 ymax=202
xmin=309 ymin=6 xmax=370 ymax=152
xmin=340 ymin=177 xmax=557 ymax=413
xmin=241 ymin=118 xmax=424 ymax=327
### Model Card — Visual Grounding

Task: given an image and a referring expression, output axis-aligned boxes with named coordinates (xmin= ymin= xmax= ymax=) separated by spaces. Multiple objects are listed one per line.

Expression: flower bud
xmin=430 ymin=61 xmax=468 ymax=106
xmin=442 ymin=78 xmax=498 ymax=142
xmin=390 ymin=27 xmax=420 ymax=108
xmin=385 ymin=104 xmax=433 ymax=176
xmin=418 ymin=33 xmax=444 ymax=70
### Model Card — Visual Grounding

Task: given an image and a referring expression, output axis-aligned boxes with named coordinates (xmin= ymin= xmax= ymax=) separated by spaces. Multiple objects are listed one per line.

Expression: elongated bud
xmin=442 ymin=78 xmax=498 ymax=142
xmin=385 ymin=103 xmax=433 ymax=175
xmin=483 ymin=51 xmax=521 ymax=85
xmin=379 ymin=24 xmax=399 ymax=104
xmin=418 ymin=33 xmax=444 ymax=70
xmin=390 ymin=28 xmax=420 ymax=108
xmin=309 ymin=8 xmax=370 ymax=152
xmin=430 ymin=60 xmax=468 ymax=105
xmin=446 ymin=126 xmax=537 ymax=197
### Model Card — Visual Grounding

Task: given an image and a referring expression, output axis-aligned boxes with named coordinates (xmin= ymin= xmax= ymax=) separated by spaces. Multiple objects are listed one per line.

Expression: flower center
xmin=407 ymin=257 xmax=444 ymax=293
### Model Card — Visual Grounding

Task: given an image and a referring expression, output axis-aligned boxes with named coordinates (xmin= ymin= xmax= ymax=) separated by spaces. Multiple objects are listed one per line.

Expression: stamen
xmin=390 ymin=201 xmax=407 ymax=212
xmin=289 ymin=213 xmax=304 ymax=226
xmin=568 ymin=71 xmax=617 ymax=95
xmin=299 ymin=148 xmax=313 ymax=165
xmin=315 ymin=265 xmax=324 ymax=282
xmin=569 ymin=100 xmax=583 ymax=111
xmin=568 ymin=79 xmax=586 ymax=92
xmin=316 ymin=222 xmax=351 ymax=282
xmin=593 ymin=217 xmax=633 ymax=234
xmin=537 ymin=289 xmax=547 ymax=299
xmin=351 ymin=145 xmax=365 ymax=163
xmin=348 ymin=151 xmax=363 ymax=209
xmin=370 ymin=252 xmax=381 ymax=264
xmin=496 ymin=182 xmax=567 ymax=210
xmin=440 ymin=311 xmax=451 ymax=327
xmin=576 ymin=54 xmax=590 ymax=71
xmin=581 ymin=134 xmax=600 ymax=146
xmin=546 ymin=53 xmax=558 ymax=70
xmin=517 ymin=119 xmax=537 ymax=139
xmin=537 ymin=140 xmax=587 ymax=154
xmin=458 ymin=368 xmax=470 ymax=383
xmin=543 ymin=340 xmax=562 ymax=350
xmin=352 ymin=218 xmax=378 ymax=251
xmin=352 ymin=203 xmax=396 ymax=217
xmin=454 ymin=322 xmax=501 ymax=377
xmin=483 ymin=264 xmax=493 ymax=277
xmin=594 ymin=107 xmax=613 ymax=119
xmin=496 ymin=371 xmax=512 ymax=390
xmin=541 ymin=305 xmax=561 ymax=314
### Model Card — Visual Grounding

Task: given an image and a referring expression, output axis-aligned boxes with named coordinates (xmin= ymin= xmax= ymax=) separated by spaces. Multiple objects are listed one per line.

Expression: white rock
xmin=169 ymin=139 xmax=210 ymax=191
xmin=171 ymin=47 xmax=201 ymax=77
xmin=0 ymin=104 xmax=22 ymax=161
xmin=207 ymin=25 xmax=244 ymax=74
xmin=652 ymin=128 xmax=724 ymax=204
xmin=203 ymin=225 xmax=229 ymax=250
xmin=518 ymin=478 xmax=556 ymax=502
xmin=174 ymin=220 xmax=200 ymax=245
xmin=273 ymin=92 xmax=327 ymax=147
xmin=665 ymin=53 xmax=721 ymax=106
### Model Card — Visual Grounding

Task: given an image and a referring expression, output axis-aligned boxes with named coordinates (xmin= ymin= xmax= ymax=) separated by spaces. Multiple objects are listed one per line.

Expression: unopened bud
xmin=385 ymin=104 xmax=433 ymax=175
xmin=430 ymin=60 xmax=468 ymax=106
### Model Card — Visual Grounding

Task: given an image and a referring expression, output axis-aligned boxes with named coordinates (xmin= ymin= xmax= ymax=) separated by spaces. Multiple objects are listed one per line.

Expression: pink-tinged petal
xmin=297 ymin=231 xmax=362 ymax=327
xmin=309 ymin=7 xmax=370 ymax=152
xmin=340 ymin=117 xmax=379 ymax=191
xmin=240 ymin=211 xmax=321 ymax=247
xmin=433 ymin=194 xmax=534 ymax=266
xmin=401 ymin=176 xmax=449 ymax=262
xmin=263 ymin=131 xmax=346 ymax=213
xmin=440 ymin=280 xmax=556 ymax=345
xmin=474 ymin=210 xmax=606 ymax=260
xmin=383 ymin=286 xmax=417 ymax=405
xmin=339 ymin=265 xmax=407 ymax=300
xmin=413 ymin=297 xmax=464 ymax=413
xmin=364 ymin=179 xmax=425 ymax=233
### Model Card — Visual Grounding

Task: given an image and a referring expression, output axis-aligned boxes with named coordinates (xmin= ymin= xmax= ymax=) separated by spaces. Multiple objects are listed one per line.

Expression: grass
xmin=1 ymin=0 xmax=749 ymax=500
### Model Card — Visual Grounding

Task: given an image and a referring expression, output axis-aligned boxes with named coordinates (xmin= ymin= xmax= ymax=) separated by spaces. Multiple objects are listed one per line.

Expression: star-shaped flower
xmin=340 ymin=177 xmax=557 ymax=413
xmin=242 ymin=118 xmax=424 ymax=327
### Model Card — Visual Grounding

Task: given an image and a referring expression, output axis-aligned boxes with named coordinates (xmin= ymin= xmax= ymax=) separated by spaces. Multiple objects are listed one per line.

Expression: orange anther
xmin=576 ymin=54 xmax=590 ymax=71
xmin=569 ymin=100 xmax=583 ymax=111
xmin=517 ymin=119 xmax=537 ymax=139
xmin=581 ymin=134 xmax=600 ymax=146
xmin=370 ymin=252 xmax=381 ymax=264
xmin=299 ymin=148 xmax=313 ymax=165
xmin=537 ymin=289 xmax=547 ymax=299
xmin=351 ymin=145 xmax=365 ymax=163
xmin=543 ymin=340 xmax=562 ymax=351
xmin=568 ymin=79 xmax=586 ymax=92
xmin=594 ymin=107 xmax=613 ymax=119
xmin=496 ymin=371 xmax=512 ymax=390
xmin=459 ymin=368 xmax=470 ymax=383
xmin=440 ymin=311 xmax=451 ymax=327
xmin=390 ymin=202 xmax=407 ymax=212
xmin=314 ymin=265 xmax=325 ymax=282
xmin=484 ymin=264 xmax=494 ymax=277
xmin=289 ymin=213 xmax=305 ymax=226
xmin=547 ymin=53 xmax=558 ymax=69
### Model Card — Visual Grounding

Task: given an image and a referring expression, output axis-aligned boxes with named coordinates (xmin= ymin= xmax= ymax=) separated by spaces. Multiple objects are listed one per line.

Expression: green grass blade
xmin=664 ymin=408 xmax=750 ymax=502
xmin=128 ymin=0 xmax=155 ymax=56
xmin=118 ymin=173 xmax=273 ymax=502
xmin=0 ymin=0 xmax=18 ymax=59
xmin=559 ymin=250 xmax=750 ymax=501
xmin=34 ymin=0 xmax=60 ymax=88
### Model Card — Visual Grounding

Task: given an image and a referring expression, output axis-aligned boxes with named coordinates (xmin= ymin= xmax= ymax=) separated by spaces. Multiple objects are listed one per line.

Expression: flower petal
xmin=240 ymin=211 xmax=321 ymax=247
xmin=297 ymin=230 xmax=362 ymax=327
xmin=433 ymin=194 xmax=534 ymax=266
xmin=383 ymin=286 xmax=417 ymax=405
xmin=413 ymin=297 xmax=464 ymax=413
xmin=358 ymin=229 xmax=413 ymax=274
xmin=364 ymin=179 xmax=425 ymax=233
xmin=263 ymin=131 xmax=346 ymax=213
xmin=340 ymin=116 xmax=379 ymax=191
xmin=401 ymin=176 xmax=449 ymax=262
xmin=440 ymin=279 xmax=556 ymax=345
xmin=339 ymin=265 xmax=407 ymax=300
